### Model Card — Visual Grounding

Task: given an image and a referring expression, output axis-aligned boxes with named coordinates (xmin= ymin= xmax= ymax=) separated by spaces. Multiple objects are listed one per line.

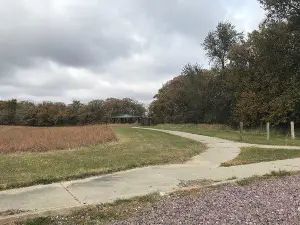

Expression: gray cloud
xmin=131 ymin=0 xmax=227 ymax=38
xmin=0 ymin=0 xmax=140 ymax=72
xmin=0 ymin=0 xmax=264 ymax=103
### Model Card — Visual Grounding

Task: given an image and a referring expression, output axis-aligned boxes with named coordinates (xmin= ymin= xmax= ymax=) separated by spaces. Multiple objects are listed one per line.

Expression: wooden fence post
xmin=239 ymin=122 xmax=243 ymax=140
xmin=267 ymin=122 xmax=270 ymax=141
xmin=291 ymin=121 xmax=295 ymax=140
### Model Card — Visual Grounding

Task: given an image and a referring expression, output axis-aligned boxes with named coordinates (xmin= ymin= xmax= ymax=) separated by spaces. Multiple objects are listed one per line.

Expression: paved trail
xmin=1 ymin=128 xmax=300 ymax=221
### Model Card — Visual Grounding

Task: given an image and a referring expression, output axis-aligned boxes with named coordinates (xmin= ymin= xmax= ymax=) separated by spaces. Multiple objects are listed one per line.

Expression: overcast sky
xmin=0 ymin=0 xmax=265 ymax=104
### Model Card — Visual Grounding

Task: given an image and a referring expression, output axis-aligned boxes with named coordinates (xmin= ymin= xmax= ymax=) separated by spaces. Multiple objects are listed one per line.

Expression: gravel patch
xmin=111 ymin=174 xmax=300 ymax=225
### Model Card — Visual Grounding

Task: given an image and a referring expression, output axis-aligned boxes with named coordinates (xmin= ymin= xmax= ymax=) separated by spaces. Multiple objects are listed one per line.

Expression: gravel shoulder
xmin=22 ymin=172 xmax=300 ymax=225
xmin=110 ymin=173 xmax=300 ymax=225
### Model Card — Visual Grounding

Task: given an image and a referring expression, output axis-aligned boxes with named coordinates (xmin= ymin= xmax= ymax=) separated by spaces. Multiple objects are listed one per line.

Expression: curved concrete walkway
xmin=1 ymin=128 xmax=300 ymax=220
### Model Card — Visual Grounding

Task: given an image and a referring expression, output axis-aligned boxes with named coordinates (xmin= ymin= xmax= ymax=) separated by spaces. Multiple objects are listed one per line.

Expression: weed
xmin=227 ymin=176 xmax=237 ymax=181
xmin=0 ymin=125 xmax=117 ymax=154
xmin=236 ymin=170 xmax=293 ymax=186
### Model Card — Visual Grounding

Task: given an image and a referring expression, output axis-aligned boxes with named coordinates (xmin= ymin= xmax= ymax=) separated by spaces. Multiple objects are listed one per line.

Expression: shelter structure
xmin=111 ymin=114 xmax=152 ymax=126
xmin=111 ymin=114 xmax=141 ymax=124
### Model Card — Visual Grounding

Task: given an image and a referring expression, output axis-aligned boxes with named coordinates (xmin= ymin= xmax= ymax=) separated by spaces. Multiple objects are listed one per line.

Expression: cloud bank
xmin=0 ymin=0 xmax=264 ymax=103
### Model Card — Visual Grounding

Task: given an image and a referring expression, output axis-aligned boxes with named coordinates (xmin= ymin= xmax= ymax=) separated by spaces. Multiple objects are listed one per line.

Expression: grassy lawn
xmin=154 ymin=124 xmax=300 ymax=146
xmin=0 ymin=127 xmax=205 ymax=190
xmin=221 ymin=147 xmax=300 ymax=167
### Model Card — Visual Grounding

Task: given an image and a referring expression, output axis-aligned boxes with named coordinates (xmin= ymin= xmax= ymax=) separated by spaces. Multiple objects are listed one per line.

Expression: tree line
xmin=0 ymin=98 xmax=145 ymax=126
xmin=150 ymin=0 xmax=300 ymax=128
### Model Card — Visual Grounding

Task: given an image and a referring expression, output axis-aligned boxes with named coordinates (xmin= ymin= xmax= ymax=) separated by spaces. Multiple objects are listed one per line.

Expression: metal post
xmin=291 ymin=121 xmax=295 ymax=140
xmin=267 ymin=122 xmax=270 ymax=141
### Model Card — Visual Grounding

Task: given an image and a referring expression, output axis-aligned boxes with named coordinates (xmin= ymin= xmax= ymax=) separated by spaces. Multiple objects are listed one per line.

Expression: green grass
xmin=221 ymin=147 xmax=300 ymax=167
xmin=23 ymin=217 xmax=52 ymax=225
xmin=236 ymin=170 xmax=293 ymax=186
xmin=0 ymin=127 xmax=205 ymax=190
xmin=154 ymin=124 xmax=300 ymax=146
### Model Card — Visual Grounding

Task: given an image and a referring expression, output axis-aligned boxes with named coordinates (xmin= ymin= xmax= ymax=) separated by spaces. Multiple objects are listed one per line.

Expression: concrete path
xmin=1 ymin=128 xmax=300 ymax=220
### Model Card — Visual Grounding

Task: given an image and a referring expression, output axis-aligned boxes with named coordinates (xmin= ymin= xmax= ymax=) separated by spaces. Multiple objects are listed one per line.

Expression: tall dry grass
xmin=0 ymin=125 xmax=117 ymax=154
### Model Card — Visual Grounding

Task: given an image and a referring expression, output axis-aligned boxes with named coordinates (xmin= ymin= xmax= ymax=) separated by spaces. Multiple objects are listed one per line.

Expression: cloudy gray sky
xmin=0 ymin=0 xmax=265 ymax=104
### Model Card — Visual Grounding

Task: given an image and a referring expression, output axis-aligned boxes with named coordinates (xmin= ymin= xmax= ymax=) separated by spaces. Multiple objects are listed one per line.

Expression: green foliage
xmin=0 ymin=99 xmax=17 ymax=125
xmin=24 ymin=217 xmax=52 ymax=225
xmin=259 ymin=0 xmax=300 ymax=22
xmin=151 ymin=1 xmax=300 ymax=128
xmin=15 ymin=101 xmax=38 ymax=126
xmin=202 ymin=22 xmax=243 ymax=69
xmin=231 ymin=19 xmax=300 ymax=125
xmin=0 ymin=98 xmax=146 ymax=126
xmin=150 ymin=67 xmax=216 ymax=124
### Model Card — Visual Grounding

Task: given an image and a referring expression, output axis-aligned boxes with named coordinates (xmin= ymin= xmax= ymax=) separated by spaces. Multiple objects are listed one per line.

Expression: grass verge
xmin=221 ymin=147 xmax=300 ymax=167
xmin=154 ymin=124 xmax=300 ymax=146
xmin=0 ymin=127 xmax=205 ymax=190
xmin=18 ymin=194 xmax=162 ymax=225
xmin=236 ymin=170 xmax=293 ymax=186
